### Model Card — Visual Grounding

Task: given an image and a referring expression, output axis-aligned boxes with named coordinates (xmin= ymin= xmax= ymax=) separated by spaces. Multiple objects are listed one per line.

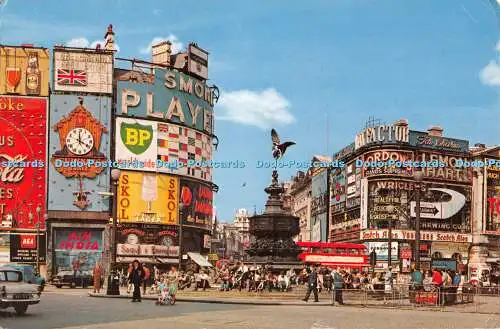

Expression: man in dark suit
xmin=130 ymin=260 xmax=144 ymax=302
xmin=302 ymin=265 xmax=319 ymax=302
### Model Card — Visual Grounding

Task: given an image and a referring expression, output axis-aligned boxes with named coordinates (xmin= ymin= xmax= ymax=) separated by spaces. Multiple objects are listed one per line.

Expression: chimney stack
xmin=152 ymin=41 xmax=172 ymax=66
xmin=427 ymin=125 xmax=443 ymax=137
xmin=394 ymin=119 xmax=409 ymax=127
xmin=474 ymin=143 xmax=486 ymax=149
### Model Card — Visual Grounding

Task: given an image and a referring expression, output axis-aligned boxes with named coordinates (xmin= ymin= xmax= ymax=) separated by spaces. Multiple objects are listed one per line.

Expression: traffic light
xmin=369 ymin=250 xmax=377 ymax=267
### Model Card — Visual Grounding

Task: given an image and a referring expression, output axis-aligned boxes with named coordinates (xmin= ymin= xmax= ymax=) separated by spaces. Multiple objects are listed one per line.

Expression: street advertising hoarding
xmin=330 ymin=168 xmax=346 ymax=213
xmin=409 ymin=131 xmax=469 ymax=153
xmin=486 ymin=165 xmax=500 ymax=233
xmin=355 ymin=123 xmax=409 ymax=150
xmin=117 ymin=68 xmax=215 ymax=135
xmin=115 ymin=117 xmax=158 ymax=172
xmin=360 ymin=229 xmax=471 ymax=243
xmin=0 ymin=46 xmax=50 ymax=96
xmin=53 ymin=228 xmax=103 ymax=273
xmin=179 ymin=179 xmax=212 ymax=229
xmin=10 ymin=234 xmax=46 ymax=263
xmin=117 ymin=171 xmax=178 ymax=225
xmin=346 ymin=160 xmax=361 ymax=209
xmin=367 ymin=180 xmax=471 ymax=232
xmin=367 ymin=241 xmax=398 ymax=261
xmin=114 ymin=118 xmax=214 ymax=181
xmin=116 ymin=223 xmax=179 ymax=261
xmin=361 ymin=150 xmax=414 ymax=178
xmin=415 ymin=151 xmax=472 ymax=184
xmin=312 ymin=221 xmax=321 ymax=242
xmin=53 ymin=48 xmax=113 ymax=94
xmin=0 ymin=96 xmax=47 ymax=229
xmin=48 ymin=95 xmax=111 ymax=212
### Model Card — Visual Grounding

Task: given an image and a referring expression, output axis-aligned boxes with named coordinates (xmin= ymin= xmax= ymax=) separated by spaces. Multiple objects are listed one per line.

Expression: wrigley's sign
xmin=360 ymin=229 xmax=471 ymax=243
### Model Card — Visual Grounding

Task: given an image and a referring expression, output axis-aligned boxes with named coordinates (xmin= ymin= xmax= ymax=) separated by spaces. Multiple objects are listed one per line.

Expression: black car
xmin=51 ymin=270 xmax=93 ymax=288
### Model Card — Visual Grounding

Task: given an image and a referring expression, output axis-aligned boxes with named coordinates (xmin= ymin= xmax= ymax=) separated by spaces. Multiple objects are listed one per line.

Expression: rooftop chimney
xmin=152 ymin=41 xmax=172 ymax=66
xmin=21 ymin=44 xmax=33 ymax=48
xmin=394 ymin=119 xmax=409 ymax=126
xmin=474 ymin=143 xmax=486 ymax=149
xmin=104 ymin=24 xmax=115 ymax=51
xmin=427 ymin=125 xmax=443 ymax=137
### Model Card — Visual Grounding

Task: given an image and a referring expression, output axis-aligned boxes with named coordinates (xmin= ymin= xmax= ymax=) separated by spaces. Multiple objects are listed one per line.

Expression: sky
xmin=1 ymin=0 xmax=499 ymax=222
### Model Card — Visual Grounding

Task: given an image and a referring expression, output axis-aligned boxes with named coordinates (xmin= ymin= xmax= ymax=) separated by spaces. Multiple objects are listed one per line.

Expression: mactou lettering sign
xmin=304 ymin=255 xmax=365 ymax=264
xmin=360 ymin=229 xmax=471 ymax=243
xmin=355 ymin=123 xmax=409 ymax=150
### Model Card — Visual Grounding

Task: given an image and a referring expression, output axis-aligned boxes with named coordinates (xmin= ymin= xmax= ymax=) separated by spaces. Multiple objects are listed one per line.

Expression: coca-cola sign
xmin=0 ymin=97 xmax=46 ymax=229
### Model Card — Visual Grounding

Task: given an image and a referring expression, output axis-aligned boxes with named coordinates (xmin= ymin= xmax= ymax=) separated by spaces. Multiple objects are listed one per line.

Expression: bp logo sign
xmin=120 ymin=122 xmax=153 ymax=155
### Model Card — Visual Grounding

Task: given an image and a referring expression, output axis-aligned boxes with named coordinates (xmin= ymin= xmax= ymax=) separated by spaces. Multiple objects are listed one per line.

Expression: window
xmin=0 ymin=271 xmax=22 ymax=282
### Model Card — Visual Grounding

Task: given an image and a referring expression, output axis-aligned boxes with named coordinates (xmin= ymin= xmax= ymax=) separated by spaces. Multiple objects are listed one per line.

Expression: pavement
xmin=1 ymin=288 xmax=499 ymax=329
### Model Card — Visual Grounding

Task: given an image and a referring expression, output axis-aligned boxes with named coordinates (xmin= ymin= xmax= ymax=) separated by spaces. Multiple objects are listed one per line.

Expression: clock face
xmin=127 ymin=234 xmax=139 ymax=244
xmin=66 ymin=128 xmax=94 ymax=155
xmin=161 ymin=236 xmax=173 ymax=247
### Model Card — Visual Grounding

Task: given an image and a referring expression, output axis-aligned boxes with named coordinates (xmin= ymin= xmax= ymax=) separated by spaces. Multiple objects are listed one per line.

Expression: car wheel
xmin=14 ymin=304 xmax=28 ymax=316
xmin=55 ymin=285 xmax=62 ymax=288
xmin=70 ymin=282 xmax=76 ymax=288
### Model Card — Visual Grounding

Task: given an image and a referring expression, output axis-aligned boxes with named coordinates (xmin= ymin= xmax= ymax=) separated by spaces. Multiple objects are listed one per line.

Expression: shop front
xmin=116 ymin=224 xmax=179 ymax=271
xmin=50 ymin=226 xmax=104 ymax=277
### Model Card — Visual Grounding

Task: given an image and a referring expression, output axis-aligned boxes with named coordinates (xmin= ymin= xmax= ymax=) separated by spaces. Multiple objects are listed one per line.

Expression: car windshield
xmin=0 ymin=270 xmax=22 ymax=282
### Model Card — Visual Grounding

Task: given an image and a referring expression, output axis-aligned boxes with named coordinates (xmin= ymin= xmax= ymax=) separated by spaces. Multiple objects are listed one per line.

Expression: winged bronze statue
xmin=271 ymin=128 xmax=295 ymax=160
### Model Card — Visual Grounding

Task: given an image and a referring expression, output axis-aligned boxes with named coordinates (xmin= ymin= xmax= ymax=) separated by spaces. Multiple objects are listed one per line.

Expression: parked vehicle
xmin=0 ymin=267 xmax=40 ymax=315
xmin=51 ymin=269 xmax=92 ymax=288
xmin=0 ymin=264 xmax=45 ymax=293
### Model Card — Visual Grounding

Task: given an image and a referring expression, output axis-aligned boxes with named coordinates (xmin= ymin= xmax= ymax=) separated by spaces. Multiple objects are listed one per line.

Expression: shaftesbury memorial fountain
xmin=245 ymin=129 xmax=302 ymax=269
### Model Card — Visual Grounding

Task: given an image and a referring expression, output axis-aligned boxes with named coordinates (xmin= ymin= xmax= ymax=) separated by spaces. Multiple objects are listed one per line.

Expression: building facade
xmin=233 ymin=208 xmax=251 ymax=251
xmin=328 ymin=119 xmax=499 ymax=276
xmin=288 ymin=171 xmax=312 ymax=242
xmin=113 ymin=40 xmax=218 ymax=271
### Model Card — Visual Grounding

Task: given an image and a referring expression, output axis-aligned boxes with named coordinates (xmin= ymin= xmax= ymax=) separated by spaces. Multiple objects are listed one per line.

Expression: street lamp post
xmin=414 ymin=171 xmax=424 ymax=271
xmin=106 ymin=168 xmax=121 ymax=296
xmin=386 ymin=205 xmax=395 ymax=268
xmin=35 ymin=205 xmax=42 ymax=274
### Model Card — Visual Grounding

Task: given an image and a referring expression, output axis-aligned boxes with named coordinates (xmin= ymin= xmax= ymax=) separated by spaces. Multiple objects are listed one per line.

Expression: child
xmin=156 ymin=277 xmax=168 ymax=305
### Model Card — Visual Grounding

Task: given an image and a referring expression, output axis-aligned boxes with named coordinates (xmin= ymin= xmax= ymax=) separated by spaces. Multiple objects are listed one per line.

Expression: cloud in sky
xmin=140 ymin=35 xmax=183 ymax=55
xmin=217 ymin=88 xmax=295 ymax=129
xmin=480 ymin=61 xmax=500 ymax=86
xmin=65 ymin=37 xmax=120 ymax=51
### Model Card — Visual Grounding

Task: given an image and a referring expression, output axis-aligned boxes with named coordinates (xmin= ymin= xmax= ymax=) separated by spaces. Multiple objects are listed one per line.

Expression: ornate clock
xmin=66 ymin=128 xmax=94 ymax=155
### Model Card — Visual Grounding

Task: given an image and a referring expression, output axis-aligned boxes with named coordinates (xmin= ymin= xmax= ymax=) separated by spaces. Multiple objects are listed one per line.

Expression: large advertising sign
xmin=0 ymin=46 xmax=50 ymax=96
xmin=48 ymin=95 xmax=111 ymax=212
xmin=115 ymin=117 xmax=158 ymax=172
xmin=415 ymin=151 xmax=472 ymax=183
xmin=312 ymin=170 xmax=328 ymax=216
xmin=0 ymin=97 xmax=46 ymax=229
xmin=333 ymin=142 xmax=355 ymax=161
xmin=53 ymin=228 xmax=103 ymax=273
xmin=486 ymin=166 xmax=500 ymax=233
xmin=10 ymin=234 xmax=46 ymax=263
xmin=346 ymin=160 xmax=361 ymax=208
xmin=362 ymin=150 xmax=414 ymax=177
xmin=367 ymin=180 xmax=471 ymax=232
xmin=53 ymin=49 xmax=113 ymax=94
xmin=361 ymin=229 xmax=471 ymax=243
xmin=330 ymin=168 xmax=346 ymax=213
xmin=117 ymin=171 xmax=178 ymax=225
xmin=409 ymin=131 xmax=469 ymax=153
xmin=116 ymin=223 xmax=179 ymax=262
xmin=179 ymin=179 xmax=213 ymax=229
xmin=367 ymin=241 xmax=398 ymax=261
xmin=114 ymin=118 xmax=214 ymax=181
xmin=355 ymin=123 xmax=409 ymax=150
xmin=117 ymin=68 xmax=215 ymax=135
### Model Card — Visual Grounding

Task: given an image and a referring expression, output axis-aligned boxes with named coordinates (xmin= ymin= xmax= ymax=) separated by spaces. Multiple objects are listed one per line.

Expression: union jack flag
xmin=57 ymin=69 xmax=87 ymax=86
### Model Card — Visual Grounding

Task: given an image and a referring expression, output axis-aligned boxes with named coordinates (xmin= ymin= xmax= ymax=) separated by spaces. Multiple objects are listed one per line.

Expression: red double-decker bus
xmin=296 ymin=242 xmax=368 ymax=269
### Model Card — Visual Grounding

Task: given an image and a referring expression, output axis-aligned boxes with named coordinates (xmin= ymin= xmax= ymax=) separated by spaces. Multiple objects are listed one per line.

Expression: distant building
xmin=233 ymin=208 xmax=251 ymax=252
xmin=288 ymin=171 xmax=312 ymax=242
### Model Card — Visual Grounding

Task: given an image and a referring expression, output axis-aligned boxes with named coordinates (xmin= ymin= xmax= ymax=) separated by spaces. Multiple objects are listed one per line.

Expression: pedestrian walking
xmin=92 ymin=261 xmax=103 ymax=293
xmin=383 ymin=267 xmax=393 ymax=304
xmin=332 ymin=268 xmax=344 ymax=305
xmin=130 ymin=260 xmax=144 ymax=302
xmin=142 ymin=264 xmax=151 ymax=294
xmin=302 ymin=265 xmax=319 ymax=302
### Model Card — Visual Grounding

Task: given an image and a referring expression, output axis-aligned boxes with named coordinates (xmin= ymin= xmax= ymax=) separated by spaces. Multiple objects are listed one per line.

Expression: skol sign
xmin=115 ymin=117 xmax=157 ymax=172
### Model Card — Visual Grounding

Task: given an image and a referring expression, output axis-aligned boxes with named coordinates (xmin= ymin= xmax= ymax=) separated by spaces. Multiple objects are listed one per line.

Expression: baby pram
xmin=155 ymin=283 xmax=176 ymax=306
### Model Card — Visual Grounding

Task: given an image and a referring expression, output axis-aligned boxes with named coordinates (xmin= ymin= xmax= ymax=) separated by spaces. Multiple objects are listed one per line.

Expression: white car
xmin=0 ymin=266 xmax=40 ymax=315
